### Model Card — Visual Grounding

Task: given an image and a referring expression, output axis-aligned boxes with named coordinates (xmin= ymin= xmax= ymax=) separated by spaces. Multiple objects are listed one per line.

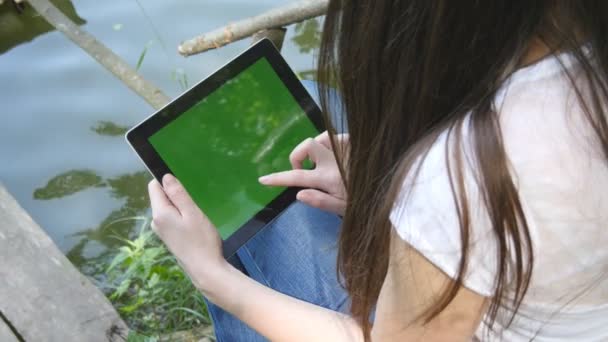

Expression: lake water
xmin=0 ymin=0 xmax=318 ymax=273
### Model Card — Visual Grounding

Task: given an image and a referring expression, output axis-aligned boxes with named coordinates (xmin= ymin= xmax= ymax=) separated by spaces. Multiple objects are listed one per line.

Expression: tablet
xmin=126 ymin=38 xmax=324 ymax=258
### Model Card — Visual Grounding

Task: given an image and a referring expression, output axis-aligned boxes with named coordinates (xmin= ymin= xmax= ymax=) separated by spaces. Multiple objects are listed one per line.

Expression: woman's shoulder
xmin=496 ymin=50 xmax=593 ymax=171
xmin=390 ymin=52 xmax=608 ymax=297
xmin=495 ymin=54 xmax=605 ymax=207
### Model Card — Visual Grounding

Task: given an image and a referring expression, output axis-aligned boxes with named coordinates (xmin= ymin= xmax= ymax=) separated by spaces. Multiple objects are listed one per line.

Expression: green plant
xmin=171 ymin=68 xmax=189 ymax=91
xmin=106 ymin=217 xmax=211 ymax=336
xmin=126 ymin=331 xmax=159 ymax=342
xmin=135 ymin=40 xmax=154 ymax=71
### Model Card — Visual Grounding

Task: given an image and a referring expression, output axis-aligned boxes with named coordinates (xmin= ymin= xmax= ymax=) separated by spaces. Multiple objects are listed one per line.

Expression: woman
xmin=148 ymin=1 xmax=608 ymax=340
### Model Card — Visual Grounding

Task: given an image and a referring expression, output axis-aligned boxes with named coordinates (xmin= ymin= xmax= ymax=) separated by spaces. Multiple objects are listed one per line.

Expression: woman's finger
xmin=148 ymin=179 xmax=179 ymax=217
xmin=289 ymin=138 xmax=332 ymax=169
xmin=314 ymin=131 xmax=331 ymax=149
xmin=296 ymin=189 xmax=345 ymax=216
xmin=315 ymin=132 xmax=350 ymax=155
xmin=162 ymin=174 xmax=199 ymax=218
xmin=259 ymin=169 xmax=321 ymax=189
xmin=289 ymin=138 xmax=315 ymax=169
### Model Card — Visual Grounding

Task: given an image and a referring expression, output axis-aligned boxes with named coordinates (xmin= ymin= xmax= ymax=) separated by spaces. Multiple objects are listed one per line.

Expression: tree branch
xmin=28 ymin=0 xmax=171 ymax=109
xmin=251 ymin=28 xmax=287 ymax=51
xmin=178 ymin=0 xmax=328 ymax=57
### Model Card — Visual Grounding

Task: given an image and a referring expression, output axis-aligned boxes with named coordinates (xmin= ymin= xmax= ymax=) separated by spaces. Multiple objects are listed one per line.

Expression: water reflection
xmin=0 ymin=0 xmax=85 ymax=54
xmin=292 ymin=18 xmax=321 ymax=54
xmin=291 ymin=17 xmax=321 ymax=81
xmin=34 ymin=167 xmax=151 ymax=269
xmin=92 ymin=121 xmax=130 ymax=136
xmin=70 ymin=171 xmax=152 ymax=271
xmin=34 ymin=169 xmax=106 ymax=200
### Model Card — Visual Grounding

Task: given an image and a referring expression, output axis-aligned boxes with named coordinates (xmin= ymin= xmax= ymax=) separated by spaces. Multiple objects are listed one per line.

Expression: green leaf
xmin=171 ymin=68 xmax=189 ymax=91
xmin=126 ymin=331 xmax=149 ymax=342
xmin=139 ymin=289 xmax=149 ymax=298
xmin=111 ymin=278 xmax=131 ymax=299
xmin=125 ymin=238 xmax=140 ymax=250
xmin=120 ymin=297 xmax=144 ymax=314
xmin=107 ymin=252 xmax=129 ymax=273
xmin=135 ymin=41 xmax=154 ymax=71
xmin=147 ymin=273 xmax=160 ymax=288
xmin=103 ymin=215 xmax=211 ymax=334
xmin=168 ymin=307 xmax=210 ymax=324
xmin=143 ymin=247 xmax=164 ymax=261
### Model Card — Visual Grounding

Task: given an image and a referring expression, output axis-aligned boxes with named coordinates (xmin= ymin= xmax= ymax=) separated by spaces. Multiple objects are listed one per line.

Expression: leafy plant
xmin=171 ymin=68 xmax=189 ymax=91
xmin=126 ymin=331 xmax=159 ymax=342
xmin=135 ymin=40 xmax=154 ymax=71
xmin=105 ymin=217 xmax=211 ymax=337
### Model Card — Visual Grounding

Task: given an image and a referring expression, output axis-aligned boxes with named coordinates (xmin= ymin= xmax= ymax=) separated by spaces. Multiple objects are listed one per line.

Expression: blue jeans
xmin=205 ymin=81 xmax=349 ymax=341
xmin=206 ymin=202 xmax=348 ymax=341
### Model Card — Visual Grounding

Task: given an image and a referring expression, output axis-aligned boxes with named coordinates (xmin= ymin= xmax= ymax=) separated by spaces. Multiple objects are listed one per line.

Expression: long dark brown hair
xmin=317 ymin=1 xmax=608 ymax=339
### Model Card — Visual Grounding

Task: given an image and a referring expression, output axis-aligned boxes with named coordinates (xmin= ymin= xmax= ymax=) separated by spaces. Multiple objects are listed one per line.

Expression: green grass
xmin=104 ymin=217 xmax=211 ymax=338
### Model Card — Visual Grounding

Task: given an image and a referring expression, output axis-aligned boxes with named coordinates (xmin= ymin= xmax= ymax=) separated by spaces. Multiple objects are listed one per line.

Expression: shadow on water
xmin=0 ymin=0 xmax=85 ymax=54
xmin=27 ymin=16 xmax=323 ymax=279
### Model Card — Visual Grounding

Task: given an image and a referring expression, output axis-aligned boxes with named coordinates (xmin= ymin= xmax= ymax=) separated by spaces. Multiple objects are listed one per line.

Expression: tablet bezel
xmin=126 ymin=38 xmax=324 ymax=259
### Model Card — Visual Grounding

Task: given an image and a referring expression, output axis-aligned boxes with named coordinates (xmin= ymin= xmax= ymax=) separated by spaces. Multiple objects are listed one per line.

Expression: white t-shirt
xmin=390 ymin=50 xmax=608 ymax=341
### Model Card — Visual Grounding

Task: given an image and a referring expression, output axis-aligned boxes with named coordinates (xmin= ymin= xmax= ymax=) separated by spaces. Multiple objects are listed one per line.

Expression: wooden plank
xmin=0 ymin=183 xmax=128 ymax=342
xmin=0 ymin=319 xmax=19 ymax=342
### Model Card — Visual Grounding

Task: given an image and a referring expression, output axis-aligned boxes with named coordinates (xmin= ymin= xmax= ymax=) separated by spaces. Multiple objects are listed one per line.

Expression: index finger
xmin=288 ymin=131 xmax=331 ymax=169
xmin=289 ymin=138 xmax=314 ymax=169
xmin=289 ymin=137 xmax=331 ymax=169
xmin=259 ymin=169 xmax=322 ymax=189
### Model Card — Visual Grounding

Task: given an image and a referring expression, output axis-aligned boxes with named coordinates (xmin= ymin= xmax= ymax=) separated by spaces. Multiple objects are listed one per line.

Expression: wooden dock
xmin=0 ymin=183 xmax=128 ymax=341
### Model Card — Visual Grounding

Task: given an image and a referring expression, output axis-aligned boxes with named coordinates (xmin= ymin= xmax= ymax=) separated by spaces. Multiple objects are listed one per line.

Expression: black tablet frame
xmin=126 ymin=39 xmax=324 ymax=259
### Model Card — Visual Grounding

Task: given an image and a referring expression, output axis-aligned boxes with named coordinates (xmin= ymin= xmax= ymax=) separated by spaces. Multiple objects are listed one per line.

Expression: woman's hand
xmin=148 ymin=174 xmax=229 ymax=293
xmin=259 ymin=131 xmax=348 ymax=216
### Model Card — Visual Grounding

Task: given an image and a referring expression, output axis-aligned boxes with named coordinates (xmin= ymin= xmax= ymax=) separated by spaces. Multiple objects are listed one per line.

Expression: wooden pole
xmin=27 ymin=0 xmax=171 ymax=109
xmin=178 ymin=0 xmax=328 ymax=57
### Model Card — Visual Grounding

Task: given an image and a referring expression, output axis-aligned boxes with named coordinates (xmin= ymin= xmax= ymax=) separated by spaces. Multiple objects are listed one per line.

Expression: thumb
xmin=297 ymin=189 xmax=345 ymax=216
xmin=162 ymin=174 xmax=198 ymax=217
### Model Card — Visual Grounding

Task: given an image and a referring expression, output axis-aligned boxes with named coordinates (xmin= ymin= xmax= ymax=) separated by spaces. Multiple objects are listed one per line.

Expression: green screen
xmin=149 ymin=58 xmax=318 ymax=239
